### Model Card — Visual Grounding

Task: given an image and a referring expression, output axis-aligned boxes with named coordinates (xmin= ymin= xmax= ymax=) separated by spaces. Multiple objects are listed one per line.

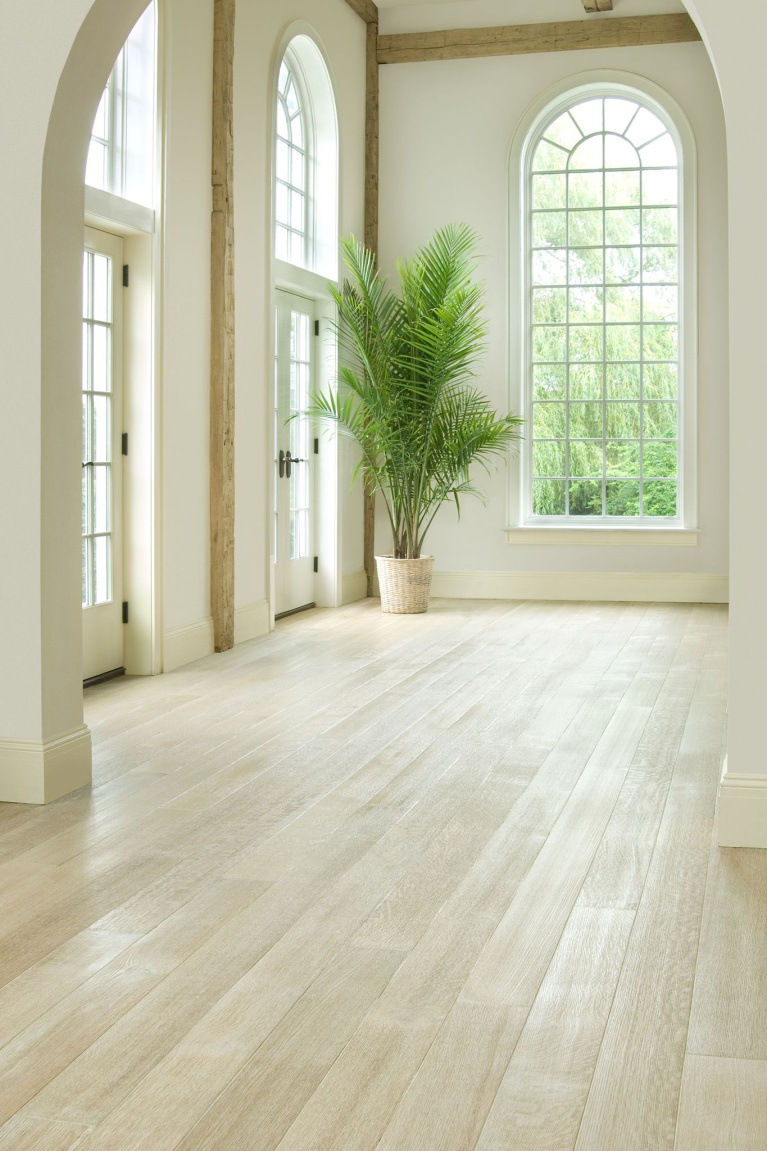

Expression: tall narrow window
xmin=526 ymin=92 xmax=682 ymax=521
xmin=86 ymin=3 xmax=156 ymax=208
xmin=275 ymin=60 xmax=308 ymax=266
xmin=273 ymin=36 xmax=338 ymax=278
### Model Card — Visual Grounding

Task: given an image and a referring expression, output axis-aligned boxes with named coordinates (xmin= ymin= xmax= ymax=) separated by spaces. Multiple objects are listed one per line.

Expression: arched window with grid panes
xmin=275 ymin=56 xmax=308 ymax=266
xmin=525 ymin=88 xmax=689 ymax=523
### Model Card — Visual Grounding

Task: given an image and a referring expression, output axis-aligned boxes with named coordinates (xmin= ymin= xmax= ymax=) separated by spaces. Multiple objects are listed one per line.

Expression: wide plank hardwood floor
xmin=0 ymin=597 xmax=755 ymax=1150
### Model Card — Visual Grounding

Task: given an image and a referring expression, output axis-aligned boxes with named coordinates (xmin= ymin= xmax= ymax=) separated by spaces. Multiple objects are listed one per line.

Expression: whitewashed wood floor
xmin=0 ymin=598 xmax=761 ymax=1151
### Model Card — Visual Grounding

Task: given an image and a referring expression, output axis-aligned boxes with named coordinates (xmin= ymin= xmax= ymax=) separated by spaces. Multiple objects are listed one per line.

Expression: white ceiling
xmin=376 ymin=0 xmax=687 ymax=34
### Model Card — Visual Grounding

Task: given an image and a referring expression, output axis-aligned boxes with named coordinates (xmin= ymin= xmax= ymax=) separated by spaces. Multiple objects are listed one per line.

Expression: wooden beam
xmin=210 ymin=0 xmax=236 ymax=652
xmin=364 ymin=17 xmax=379 ymax=596
xmin=344 ymin=0 xmax=379 ymax=24
xmin=582 ymin=0 xmax=613 ymax=11
xmin=377 ymin=13 xmax=701 ymax=64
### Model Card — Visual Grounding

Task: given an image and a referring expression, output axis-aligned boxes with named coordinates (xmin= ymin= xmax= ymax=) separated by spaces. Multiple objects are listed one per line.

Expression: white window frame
xmin=275 ymin=52 xmax=313 ymax=268
xmin=508 ymin=73 xmax=698 ymax=538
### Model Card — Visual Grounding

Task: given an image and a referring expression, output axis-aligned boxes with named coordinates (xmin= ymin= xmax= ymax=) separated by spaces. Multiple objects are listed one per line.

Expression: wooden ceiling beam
xmin=583 ymin=0 xmax=614 ymax=12
xmin=344 ymin=0 xmax=379 ymax=24
xmin=377 ymin=13 xmax=700 ymax=64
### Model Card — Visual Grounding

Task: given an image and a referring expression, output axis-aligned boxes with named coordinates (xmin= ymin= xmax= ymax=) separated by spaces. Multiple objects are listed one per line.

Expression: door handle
xmin=280 ymin=451 xmax=307 ymax=479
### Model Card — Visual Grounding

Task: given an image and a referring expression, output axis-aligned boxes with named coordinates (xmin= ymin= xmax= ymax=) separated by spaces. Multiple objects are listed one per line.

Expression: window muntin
xmin=528 ymin=95 xmax=680 ymax=521
xmin=289 ymin=310 xmax=311 ymax=559
xmin=82 ymin=250 xmax=114 ymax=607
xmin=275 ymin=60 xmax=308 ymax=266
xmin=86 ymin=3 xmax=156 ymax=208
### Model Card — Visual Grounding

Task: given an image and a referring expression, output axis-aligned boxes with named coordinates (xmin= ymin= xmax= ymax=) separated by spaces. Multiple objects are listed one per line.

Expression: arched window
xmin=86 ymin=2 xmax=156 ymax=209
xmin=273 ymin=37 xmax=338 ymax=279
xmin=525 ymin=88 xmax=688 ymax=522
xmin=275 ymin=58 xmax=308 ymax=266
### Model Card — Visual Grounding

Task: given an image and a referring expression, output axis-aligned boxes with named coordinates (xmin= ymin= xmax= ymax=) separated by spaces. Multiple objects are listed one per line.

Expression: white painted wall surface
xmin=378 ymin=39 xmax=728 ymax=583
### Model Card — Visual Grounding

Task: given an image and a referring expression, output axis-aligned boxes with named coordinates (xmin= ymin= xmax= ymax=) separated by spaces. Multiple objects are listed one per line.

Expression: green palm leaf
xmin=310 ymin=224 xmax=524 ymax=559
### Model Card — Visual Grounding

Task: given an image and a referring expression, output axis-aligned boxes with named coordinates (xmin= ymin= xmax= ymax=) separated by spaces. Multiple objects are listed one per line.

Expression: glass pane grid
xmin=529 ymin=96 xmax=680 ymax=521
xmin=82 ymin=250 xmax=114 ymax=608
xmin=275 ymin=61 xmax=307 ymax=266
xmin=289 ymin=311 xmax=311 ymax=560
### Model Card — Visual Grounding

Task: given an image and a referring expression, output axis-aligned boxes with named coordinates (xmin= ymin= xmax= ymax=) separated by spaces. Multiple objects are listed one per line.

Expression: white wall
xmin=378 ymin=34 xmax=728 ymax=590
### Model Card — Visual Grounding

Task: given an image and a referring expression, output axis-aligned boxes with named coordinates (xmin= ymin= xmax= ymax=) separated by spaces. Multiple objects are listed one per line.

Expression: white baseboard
xmin=0 ymin=725 xmax=92 ymax=805
xmin=163 ymin=616 xmax=214 ymax=672
xmin=719 ymin=759 xmax=767 ymax=848
xmin=164 ymin=601 xmax=271 ymax=672
xmin=429 ymin=570 xmax=728 ymax=604
xmin=234 ymin=599 xmax=270 ymax=645
xmin=342 ymin=570 xmax=368 ymax=606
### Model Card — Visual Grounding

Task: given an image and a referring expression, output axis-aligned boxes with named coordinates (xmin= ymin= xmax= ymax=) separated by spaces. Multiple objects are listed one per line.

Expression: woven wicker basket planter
xmin=376 ymin=555 xmax=435 ymax=614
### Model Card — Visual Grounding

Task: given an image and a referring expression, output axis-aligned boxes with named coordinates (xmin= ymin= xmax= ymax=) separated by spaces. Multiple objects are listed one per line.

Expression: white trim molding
xmin=163 ymin=617 xmax=215 ymax=672
xmin=430 ymin=570 xmax=727 ymax=603
xmin=718 ymin=759 xmax=767 ymax=848
xmin=0 ymin=726 xmax=92 ymax=805
xmin=506 ymin=528 xmax=698 ymax=546
xmin=234 ymin=600 xmax=271 ymax=645
xmin=164 ymin=601 xmax=271 ymax=672
xmin=342 ymin=570 xmax=368 ymax=606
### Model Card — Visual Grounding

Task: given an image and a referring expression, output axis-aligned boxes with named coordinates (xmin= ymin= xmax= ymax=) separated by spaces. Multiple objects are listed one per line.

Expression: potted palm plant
xmin=312 ymin=224 xmax=523 ymax=613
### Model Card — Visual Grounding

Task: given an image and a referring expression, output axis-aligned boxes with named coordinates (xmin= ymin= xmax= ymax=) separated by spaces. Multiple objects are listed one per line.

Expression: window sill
xmin=506 ymin=527 xmax=699 ymax=547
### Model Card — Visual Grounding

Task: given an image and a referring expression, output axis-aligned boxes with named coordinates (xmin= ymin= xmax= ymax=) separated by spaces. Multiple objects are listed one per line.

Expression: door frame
xmin=270 ymin=262 xmax=342 ymax=625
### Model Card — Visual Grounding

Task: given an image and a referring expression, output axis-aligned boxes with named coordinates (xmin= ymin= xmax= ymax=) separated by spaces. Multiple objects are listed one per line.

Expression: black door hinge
xmin=122 ymin=601 xmax=129 ymax=624
xmin=313 ymin=556 xmax=319 ymax=573
xmin=122 ymin=264 xmax=130 ymax=288
xmin=121 ymin=433 xmax=129 ymax=456
xmin=314 ymin=319 xmax=320 ymax=336
xmin=314 ymin=437 xmax=319 ymax=455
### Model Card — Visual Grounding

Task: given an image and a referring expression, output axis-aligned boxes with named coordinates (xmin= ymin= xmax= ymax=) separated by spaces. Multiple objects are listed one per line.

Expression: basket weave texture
xmin=376 ymin=555 xmax=435 ymax=614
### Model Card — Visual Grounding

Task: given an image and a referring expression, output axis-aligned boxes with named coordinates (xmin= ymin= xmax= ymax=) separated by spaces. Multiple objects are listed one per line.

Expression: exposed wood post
xmin=364 ymin=15 xmax=379 ymax=596
xmin=344 ymin=0 xmax=379 ymax=597
xmin=210 ymin=0 xmax=236 ymax=651
xmin=376 ymin=14 xmax=701 ymax=64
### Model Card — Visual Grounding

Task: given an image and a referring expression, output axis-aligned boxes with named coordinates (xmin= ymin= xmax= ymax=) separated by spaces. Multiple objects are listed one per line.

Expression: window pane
xmin=642 ymin=168 xmax=677 ymax=206
xmin=533 ymin=402 xmax=566 ymax=438
xmin=533 ymin=479 xmax=566 ymax=515
xmin=568 ymin=172 xmax=602 ymax=209
xmin=643 ymin=481 xmax=677 ymax=517
xmin=569 ymin=210 xmax=603 ymax=247
xmin=533 ymin=288 xmax=567 ymax=324
xmin=533 ymin=364 xmax=566 ymax=400
xmin=533 ymin=249 xmax=568 ymax=285
xmin=533 ymin=440 xmax=566 ymax=477
xmin=605 ymin=363 xmax=640 ymax=400
xmin=606 ymin=480 xmax=640 ymax=515
xmin=643 ymin=441 xmax=677 ymax=478
xmin=94 ymin=535 xmax=111 ymax=605
xmin=529 ymin=93 xmax=681 ymax=522
xmin=533 ymin=212 xmax=566 ymax=248
xmin=569 ymin=286 xmax=602 ymax=323
xmin=605 ymin=170 xmax=640 ymax=207
xmin=533 ymin=173 xmax=566 ymax=209
xmin=606 ymin=403 xmax=640 ymax=439
xmin=606 ymin=441 xmax=640 ymax=477
xmin=605 ymin=286 xmax=640 ymax=323
xmin=570 ymin=364 xmax=603 ymax=400
xmin=569 ymin=480 xmax=602 ymax=515
xmin=569 ymin=402 xmax=603 ymax=438
xmin=533 ymin=326 xmax=566 ymax=362
xmin=570 ymin=440 xmax=602 ymax=477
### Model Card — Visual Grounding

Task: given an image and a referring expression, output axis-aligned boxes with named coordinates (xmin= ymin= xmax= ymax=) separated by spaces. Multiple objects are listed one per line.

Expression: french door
xmin=274 ymin=291 xmax=316 ymax=616
xmin=82 ymin=227 xmax=124 ymax=681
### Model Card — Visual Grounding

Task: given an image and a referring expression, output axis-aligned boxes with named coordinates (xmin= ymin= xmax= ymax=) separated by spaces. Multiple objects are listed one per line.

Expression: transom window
xmin=275 ymin=60 xmax=308 ymax=266
xmin=528 ymin=93 xmax=681 ymax=521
